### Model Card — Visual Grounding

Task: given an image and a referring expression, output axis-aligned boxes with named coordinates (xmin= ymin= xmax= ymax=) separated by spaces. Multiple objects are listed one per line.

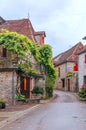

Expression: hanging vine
xmin=39 ymin=44 xmax=57 ymax=80
xmin=0 ymin=29 xmax=57 ymax=80
xmin=0 ymin=29 xmax=40 ymax=61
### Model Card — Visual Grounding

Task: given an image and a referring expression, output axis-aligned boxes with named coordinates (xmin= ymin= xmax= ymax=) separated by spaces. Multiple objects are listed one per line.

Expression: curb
xmin=40 ymin=94 xmax=57 ymax=104
xmin=0 ymin=104 xmax=40 ymax=128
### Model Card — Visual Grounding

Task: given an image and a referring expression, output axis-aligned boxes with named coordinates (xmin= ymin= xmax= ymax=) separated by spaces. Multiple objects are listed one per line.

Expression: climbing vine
xmin=0 ymin=29 xmax=57 ymax=80
xmin=0 ymin=29 xmax=40 ymax=61
xmin=39 ymin=44 xmax=57 ymax=80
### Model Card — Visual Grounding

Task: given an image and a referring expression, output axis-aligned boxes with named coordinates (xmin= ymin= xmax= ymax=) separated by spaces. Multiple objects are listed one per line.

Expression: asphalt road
xmin=1 ymin=91 xmax=86 ymax=130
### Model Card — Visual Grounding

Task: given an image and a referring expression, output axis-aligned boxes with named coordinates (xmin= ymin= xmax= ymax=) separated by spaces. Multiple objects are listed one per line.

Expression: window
xmin=2 ymin=47 xmax=7 ymax=57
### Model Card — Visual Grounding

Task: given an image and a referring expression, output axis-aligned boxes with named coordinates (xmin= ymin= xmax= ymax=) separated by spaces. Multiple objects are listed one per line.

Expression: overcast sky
xmin=1 ymin=0 xmax=86 ymax=57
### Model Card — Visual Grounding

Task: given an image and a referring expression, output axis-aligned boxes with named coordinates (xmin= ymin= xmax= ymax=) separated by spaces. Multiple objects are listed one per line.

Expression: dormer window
xmin=2 ymin=47 xmax=7 ymax=57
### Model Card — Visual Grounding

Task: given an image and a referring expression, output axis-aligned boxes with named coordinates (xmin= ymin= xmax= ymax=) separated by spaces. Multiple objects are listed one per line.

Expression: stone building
xmin=78 ymin=45 xmax=86 ymax=89
xmin=53 ymin=42 xmax=84 ymax=92
xmin=0 ymin=16 xmax=46 ymax=104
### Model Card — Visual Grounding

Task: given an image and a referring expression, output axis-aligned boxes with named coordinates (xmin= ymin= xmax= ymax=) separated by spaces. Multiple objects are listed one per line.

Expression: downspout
xmin=65 ymin=62 xmax=68 ymax=91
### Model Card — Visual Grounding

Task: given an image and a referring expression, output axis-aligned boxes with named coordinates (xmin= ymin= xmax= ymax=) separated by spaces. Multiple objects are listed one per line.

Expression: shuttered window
xmin=24 ymin=78 xmax=26 ymax=90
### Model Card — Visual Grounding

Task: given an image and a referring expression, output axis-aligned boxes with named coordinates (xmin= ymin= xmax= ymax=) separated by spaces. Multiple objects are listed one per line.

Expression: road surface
xmin=1 ymin=91 xmax=86 ymax=130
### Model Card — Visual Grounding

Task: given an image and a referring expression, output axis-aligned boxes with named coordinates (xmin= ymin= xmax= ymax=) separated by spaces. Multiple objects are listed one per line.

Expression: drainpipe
xmin=12 ymin=66 xmax=17 ymax=105
xmin=65 ymin=62 xmax=67 ymax=91
xmin=12 ymin=69 xmax=15 ymax=105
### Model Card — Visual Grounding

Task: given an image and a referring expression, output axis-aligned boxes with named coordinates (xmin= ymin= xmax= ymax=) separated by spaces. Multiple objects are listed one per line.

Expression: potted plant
xmin=16 ymin=94 xmax=25 ymax=101
xmin=66 ymin=72 xmax=75 ymax=78
xmin=41 ymin=71 xmax=45 ymax=75
xmin=0 ymin=98 xmax=6 ymax=109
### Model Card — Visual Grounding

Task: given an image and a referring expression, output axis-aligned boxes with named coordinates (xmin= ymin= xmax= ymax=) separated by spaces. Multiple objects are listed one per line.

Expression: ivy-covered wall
xmin=0 ymin=29 xmax=57 ymax=100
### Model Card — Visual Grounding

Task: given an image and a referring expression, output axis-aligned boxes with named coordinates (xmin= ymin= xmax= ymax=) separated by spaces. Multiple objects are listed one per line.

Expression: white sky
xmin=0 ymin=0 xmax=86 ymax=57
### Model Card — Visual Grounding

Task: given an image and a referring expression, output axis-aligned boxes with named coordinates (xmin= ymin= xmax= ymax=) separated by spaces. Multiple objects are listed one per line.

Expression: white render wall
xmin=78 ymin=53 xmax=86 ymax=89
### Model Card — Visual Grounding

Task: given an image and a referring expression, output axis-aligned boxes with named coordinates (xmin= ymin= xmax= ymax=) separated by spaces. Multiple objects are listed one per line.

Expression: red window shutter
xmin=24 ymin=78 xmax=26 ymax=90
xmin=85 ymin=54 xmax=86 ymax=63
xmin=73 ymin=64 xmax=78 ymax=71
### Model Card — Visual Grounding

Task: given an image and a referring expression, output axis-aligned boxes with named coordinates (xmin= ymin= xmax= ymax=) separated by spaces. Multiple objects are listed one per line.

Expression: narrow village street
xmin=0 ymin=1 xmax=86 ymax=130
xmin=0 ymin=90 xmax=86 ymax=130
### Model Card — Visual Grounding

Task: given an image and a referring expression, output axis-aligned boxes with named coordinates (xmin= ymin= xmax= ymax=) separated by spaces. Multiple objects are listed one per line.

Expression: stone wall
xmin=55 ymin=62 xmax=77 ymax=92
xmin=0 ymin=70 xmax=17 ymax=105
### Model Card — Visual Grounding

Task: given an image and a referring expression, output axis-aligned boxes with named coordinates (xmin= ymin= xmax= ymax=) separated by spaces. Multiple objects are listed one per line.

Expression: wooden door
xmin=68 ymin=79 xmax=70 ymax=91
xmin=84 ymin=76 xmax=86 ymax=84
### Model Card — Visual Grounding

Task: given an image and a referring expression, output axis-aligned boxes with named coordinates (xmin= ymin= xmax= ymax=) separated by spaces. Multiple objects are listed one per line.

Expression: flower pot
xmin=41 ymin=71 xmax=45 ymax=75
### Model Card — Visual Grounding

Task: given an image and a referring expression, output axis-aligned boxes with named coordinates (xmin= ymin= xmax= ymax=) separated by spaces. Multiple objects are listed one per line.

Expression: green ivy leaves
xmin=39 ymin=44 xmax=57 ymax=79
xmin=0 ymin=29 xmax=57 ymax=80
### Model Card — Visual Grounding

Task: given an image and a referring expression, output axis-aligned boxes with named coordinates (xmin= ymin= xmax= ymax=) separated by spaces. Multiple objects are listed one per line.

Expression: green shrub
xmin=45 ymin=86 xmax=53 ymax=98
xmin=31 ymin=86 xmax=44 ymax=95
xmin=78 ymin=88 xmax=86 ymax=98
xmin=16 ymin=94 xmax=25 ymax=101
xmin=45 ymin=77 xmax=55 ymax=98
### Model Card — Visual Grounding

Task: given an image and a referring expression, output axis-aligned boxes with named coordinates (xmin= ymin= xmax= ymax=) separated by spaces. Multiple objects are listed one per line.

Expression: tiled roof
xmin=0 ymin=18 xmax=36 ymax=42
xmin=0 ymin=17 xmax=46 ymax=43
xmin=78 ymin=45 xmax=86 ymax=55
xmin=0 ymin=16 xmax=5 ymax=24
xmin=53 ymin=42 xmax=84 ymax=66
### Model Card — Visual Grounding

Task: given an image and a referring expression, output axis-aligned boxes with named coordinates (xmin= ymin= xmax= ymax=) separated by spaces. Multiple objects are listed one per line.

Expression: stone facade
xmin=54 ymin=62 xmax=77 ymax=92
xmin=0 ymin=70 xmax=17 ymax=104
xmin=35 ymin=77 xmax=45 ymax=88
xmin=53 ymin=43 xmax=84 ymax=92
xmin=0 ymin=45 xmax=45 ymax=104
xmin=78 ymin=50 xmax=86 ymax=89
xmin=0 ymin=17 xmax=46 ymax=104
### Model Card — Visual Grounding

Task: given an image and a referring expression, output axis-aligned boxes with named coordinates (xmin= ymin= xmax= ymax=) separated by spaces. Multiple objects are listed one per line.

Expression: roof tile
xmin=53 ymin=42 xmax=84 ymax=66
xmin=0 ymin=17 xmax=46 ymax=44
